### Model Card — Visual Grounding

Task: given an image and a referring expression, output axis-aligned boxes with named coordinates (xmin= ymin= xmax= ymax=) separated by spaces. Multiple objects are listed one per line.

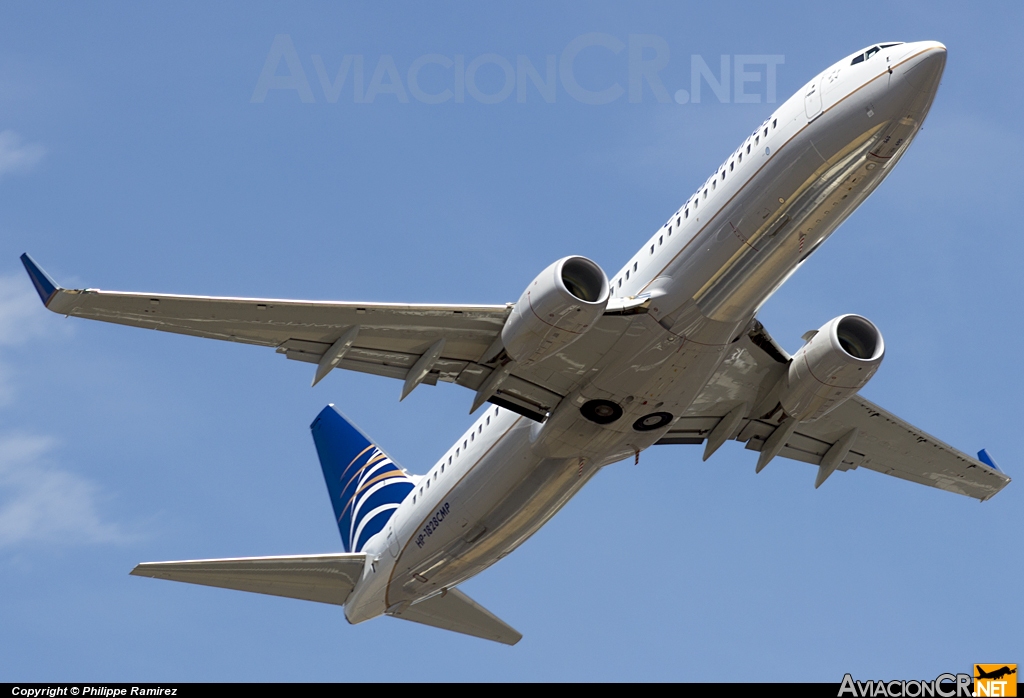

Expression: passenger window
xmin=730 ymin=162 xmax=734 ymax=171
xmin=755 ymin=136 xmax=759 ymax=145
xmin=659 ymin=235 xmax=663 ymax=245
xmin=456 ymin=448 xmax=459 ymax=456
xmin=684 ymin=208 xmax=689 ymax=218
xmin=650 ymin=245 xmax=654 ymax=254
xmin=772 ymin=119 xmax=777 ymax=128
xmin=676 ymin=216 xmax=680 ymax=226
xmin=478 ymin=425 xmax=482 ymax=434
xmin=763 ymin=127 xmax=768 ymax=137
xmin=463 ymin=440 xmax=467 ymax=449
xmin=633 ymin=262 xmax=637 ymax=272
xmin=712 ymin=180 xmax=716 ymax=190
xmin=668 ymin=226 xmax=672 ymax=236
xmin=470 ymin=432 xmax=474 ymax=441
xmin=426 ymin=479 xmax=430 ymax=488
xmin=441 ymin=464 xmax=444 ymax=473
xmin=739 ymin=153 xmax=743 ymax=162
xmin=746 ymin=144 xmax=750 ymax=154
xmin=618 ymin=278 xmax=622 ymax=287
xmin=703 ymin=189 xmax=707 ymax=199
xmin=721 ymin=171 xmax=725 ymax=181
xmin=625 ymin=270 xmax=629 ymax=280
xmin=486 ymin=416 xmax=490 ymax=425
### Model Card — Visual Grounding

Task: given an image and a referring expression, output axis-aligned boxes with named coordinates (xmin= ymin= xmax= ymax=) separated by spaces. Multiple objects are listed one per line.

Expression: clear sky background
xmin=1 ymin=1 xmax=1021 ymax=682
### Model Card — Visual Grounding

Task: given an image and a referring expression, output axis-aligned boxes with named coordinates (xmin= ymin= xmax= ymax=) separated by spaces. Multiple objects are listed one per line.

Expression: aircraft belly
xmin=387 ymin=426 xmax=593 ymax=603
xmin=653 ymin=72 xmax=930 ymax=328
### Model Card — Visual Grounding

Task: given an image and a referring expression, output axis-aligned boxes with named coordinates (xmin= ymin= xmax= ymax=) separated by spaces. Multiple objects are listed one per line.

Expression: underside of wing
xmin=387 ymin=587 xmax=522 ymax=645
xmin=20 ymin=254 xmax=642 ymax=422
xmin=47 ymin=285 xmax=509 ymax=373
xmin=23 ymin=255 xmax=553 ymax=405
xmin=661 ymin=321 xmax=1010 ymax=501
xmin=130 ymin=553 xmax=367 ymax=606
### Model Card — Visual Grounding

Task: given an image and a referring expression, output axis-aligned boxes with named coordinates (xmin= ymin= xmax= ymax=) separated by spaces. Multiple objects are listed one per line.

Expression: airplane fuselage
xmin=343 ymin=41 xmax=948 ymax=624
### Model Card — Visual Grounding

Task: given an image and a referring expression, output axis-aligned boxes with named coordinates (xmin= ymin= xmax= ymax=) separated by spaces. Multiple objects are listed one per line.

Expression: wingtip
xmin=977 ymin=448 xmax=1002 ymax=472
xmin=19 ymin=253 xmax=61 ymax=307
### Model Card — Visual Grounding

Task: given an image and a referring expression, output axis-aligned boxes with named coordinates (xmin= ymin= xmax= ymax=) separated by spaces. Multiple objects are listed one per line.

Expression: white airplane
xmin=21 ymin=40 xmax=1009 ymax=645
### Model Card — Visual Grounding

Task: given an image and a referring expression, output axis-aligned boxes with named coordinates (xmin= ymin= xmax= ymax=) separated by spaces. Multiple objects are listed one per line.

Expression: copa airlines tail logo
xmin=337 ymin=445 xmax=414 ymax=553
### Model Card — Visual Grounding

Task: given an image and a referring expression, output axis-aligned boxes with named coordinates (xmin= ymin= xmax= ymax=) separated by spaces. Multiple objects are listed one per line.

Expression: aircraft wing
xmin=21 ymin=254 xmax=635 ymax=420
xmin=130 ymin=553 xmax=367 ymax=606
xmin=660 ymin=323 xmax=1011 ymax=501
xmin=23 ymin=254 xmax=551 ymax=398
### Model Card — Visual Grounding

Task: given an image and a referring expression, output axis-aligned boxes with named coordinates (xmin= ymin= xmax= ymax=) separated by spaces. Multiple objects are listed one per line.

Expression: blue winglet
xmin=977 ymin=449 xmax=1002 ymax=472
xmin=20 ymin=254 xmax=61 ymax=306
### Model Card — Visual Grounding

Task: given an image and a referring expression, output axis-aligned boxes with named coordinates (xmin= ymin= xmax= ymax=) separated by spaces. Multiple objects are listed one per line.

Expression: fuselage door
xmin=387 ymin=523 xmax=400 ymax=557
xmin=804 ymin=78 xmax=823 ymax=121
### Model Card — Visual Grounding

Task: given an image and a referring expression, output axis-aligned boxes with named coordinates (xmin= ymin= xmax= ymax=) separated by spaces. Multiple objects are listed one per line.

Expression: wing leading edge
xmin=20 ymin=254 xmax=567 ymax=417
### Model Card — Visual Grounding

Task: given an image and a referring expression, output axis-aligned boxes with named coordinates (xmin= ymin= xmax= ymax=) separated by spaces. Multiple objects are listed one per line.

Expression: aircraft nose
xmin=897 ymin=41 xmax=946 ymax=92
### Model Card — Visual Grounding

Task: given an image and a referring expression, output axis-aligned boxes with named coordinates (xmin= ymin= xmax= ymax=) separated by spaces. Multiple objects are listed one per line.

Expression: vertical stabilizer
xmin=310 ymin=405 xmax=415 ymax=553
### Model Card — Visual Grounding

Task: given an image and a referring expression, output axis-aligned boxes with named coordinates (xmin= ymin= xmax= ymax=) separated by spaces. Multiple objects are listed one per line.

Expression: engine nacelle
xmin=501 ymin=256 xmax=609 ymax=366
xmin=780 ymin=314 xmax=884 ymax=422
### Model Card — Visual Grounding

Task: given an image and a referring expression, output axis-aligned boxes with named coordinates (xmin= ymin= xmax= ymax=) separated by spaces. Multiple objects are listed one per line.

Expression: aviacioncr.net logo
xmin=974 ymin=665 xmax=1017 ymax=697
xmin=839 ymin=673 xmax=973 ymax=698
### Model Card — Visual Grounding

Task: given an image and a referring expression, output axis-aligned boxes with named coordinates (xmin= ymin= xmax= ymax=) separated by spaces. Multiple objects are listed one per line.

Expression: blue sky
xmin=2 ymin=1 xmax=1021 ymax=682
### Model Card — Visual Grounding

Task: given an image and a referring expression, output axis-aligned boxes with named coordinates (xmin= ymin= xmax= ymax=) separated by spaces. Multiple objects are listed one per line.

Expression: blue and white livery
xmin=21 ymin=41 xmax=1010 ymax=644
xmin=312 ymin=405 xmax=415 ymax=554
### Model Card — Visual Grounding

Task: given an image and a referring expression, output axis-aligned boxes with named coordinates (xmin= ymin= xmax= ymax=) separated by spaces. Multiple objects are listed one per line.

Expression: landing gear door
xmin=804 ymin=78 xmax=823 ymax=121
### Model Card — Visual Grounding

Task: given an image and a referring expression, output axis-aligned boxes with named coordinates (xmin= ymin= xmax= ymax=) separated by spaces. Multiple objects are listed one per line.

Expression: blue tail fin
xmin=310 ymin=405 xmax=415 ymax=553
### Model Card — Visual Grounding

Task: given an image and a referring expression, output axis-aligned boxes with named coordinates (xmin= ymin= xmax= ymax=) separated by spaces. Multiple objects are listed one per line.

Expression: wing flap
xmin=130 ymin=553 xmax=367 ymax=606
xmin=388 ymin=588 xmax=522 ymax=645
xmin=803 ymin=396 xmax=1010 ymax=499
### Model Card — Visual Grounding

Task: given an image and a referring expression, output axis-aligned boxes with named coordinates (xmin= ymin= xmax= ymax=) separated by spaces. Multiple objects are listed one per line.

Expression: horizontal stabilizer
xmin=131 ymin=553 xmax=366 ymax=606
xmin=388 ymin=588 xmax=522 ymax=645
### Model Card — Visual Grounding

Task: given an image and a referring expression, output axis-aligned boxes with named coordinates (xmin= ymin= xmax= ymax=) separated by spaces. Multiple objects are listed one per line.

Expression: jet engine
xmin=501 ymin=256 xmax=609 ymax=366
xmin=779 ymin=314 xmax=884 ymax=422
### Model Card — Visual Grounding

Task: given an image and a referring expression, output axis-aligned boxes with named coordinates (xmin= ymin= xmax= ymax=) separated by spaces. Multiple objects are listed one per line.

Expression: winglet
xmin=977 ymin=449 xmax=1002 ymax=472
xmin=20 ymin=253 xmax=61 ymax=307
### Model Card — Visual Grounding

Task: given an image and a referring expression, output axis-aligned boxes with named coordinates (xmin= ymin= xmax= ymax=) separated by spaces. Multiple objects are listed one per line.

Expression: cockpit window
xmin=851 ymin=43 xmax=900 ymax=66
